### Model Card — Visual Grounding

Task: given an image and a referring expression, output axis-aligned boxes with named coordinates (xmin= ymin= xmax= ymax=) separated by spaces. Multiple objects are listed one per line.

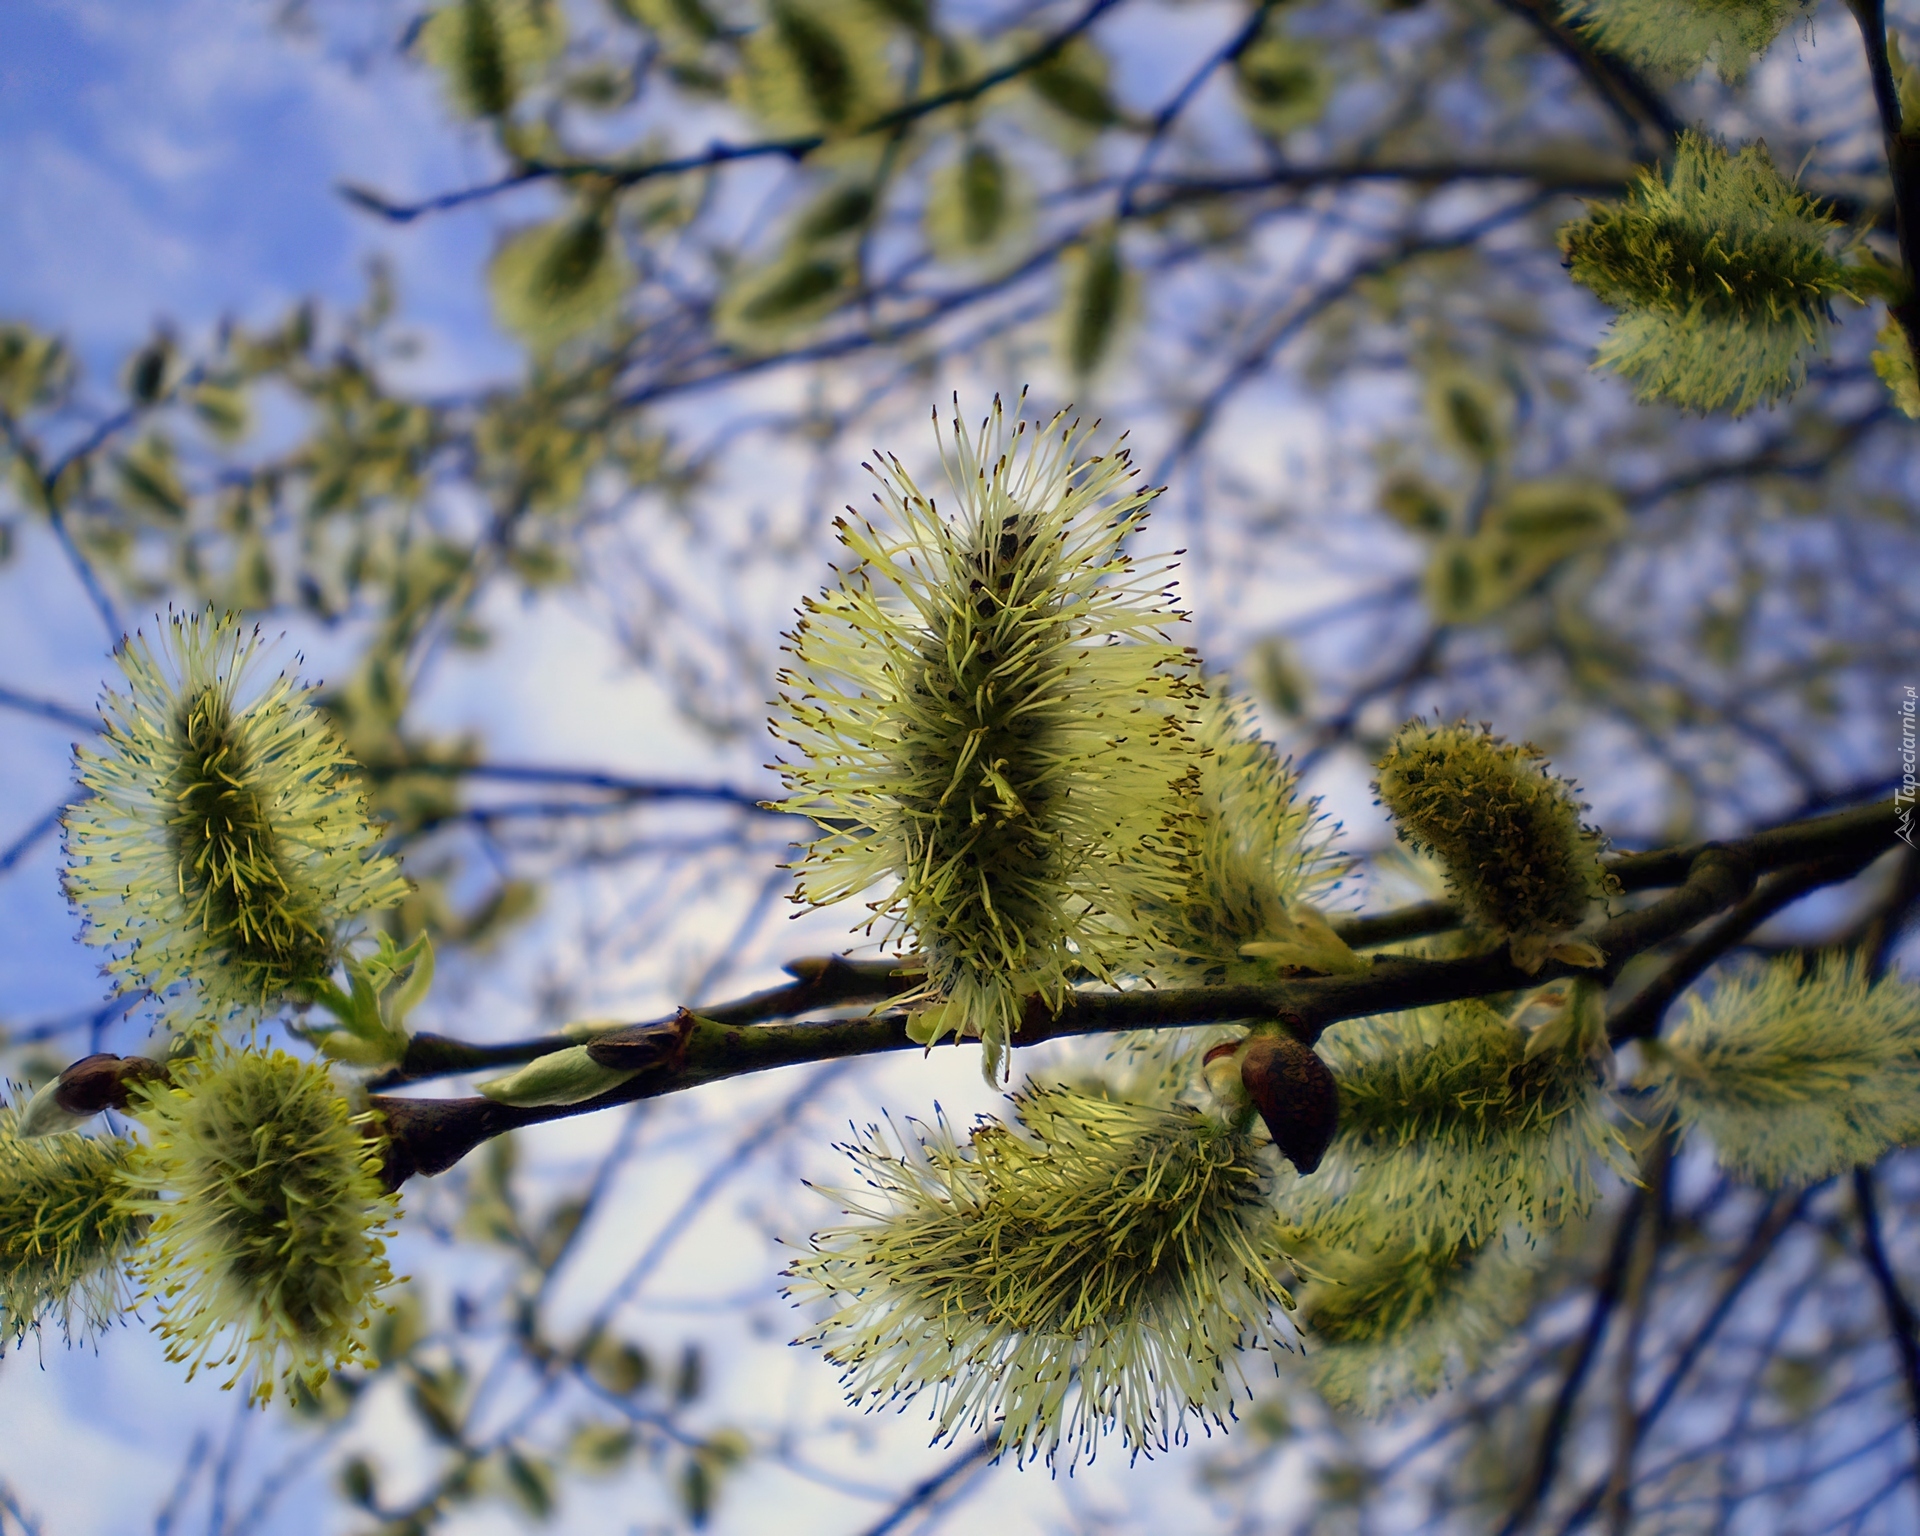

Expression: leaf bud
xmin=23 ymin=1054 xmax=170 ymax=1134
xmin=1239 ymin=1029 xmax=1338 ymax=1174
xmin=477 ymin=1046 xmax=639 ymax=1108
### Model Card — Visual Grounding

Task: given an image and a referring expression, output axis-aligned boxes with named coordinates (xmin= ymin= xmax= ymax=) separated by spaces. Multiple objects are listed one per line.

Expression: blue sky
xmin=0 ymin=0 xmax=520 ymax=386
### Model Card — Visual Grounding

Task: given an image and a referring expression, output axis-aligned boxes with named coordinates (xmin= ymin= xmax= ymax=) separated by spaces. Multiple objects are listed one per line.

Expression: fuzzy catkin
xmin=0 ymin=1109 xmax=144 ymax=1348
xmin=1146 ymin=685 xmax=1344 ymax=983
xmin=64 ymin=610 xmax=407 ymax=1031
xmin=788 ymin=1087 xmax=1296 ymax=1468
xmin=122 ymin=1048 xmax=398 ymax=1403
xmin=1559 ymin=132 xmax=1854 ymax=414
xmin=1372 ymin=719 xmax=1607 ymax=943
xmin=1644 ymin=952 xmax=1920 ymax=1185
xmin=1288 ymin=1000 xmax=1621 ymax=1248
xmin=1295 ymin=1225 xmax=1547 ymax=1414
xmin=1561 ymin=0 xmax=1801 ymax=82
xmin=773 ymin=395 xmax=1202 ymax=1077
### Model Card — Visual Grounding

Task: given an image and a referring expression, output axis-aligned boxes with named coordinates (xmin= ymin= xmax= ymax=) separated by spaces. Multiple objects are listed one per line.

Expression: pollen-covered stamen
xmin=771 ymin=393 xmax=1203 ymax=1075
xmin=121 ymin=1047 xmax=398 ymax=1404
xmin=787 ymin=1086 xmax=1297 ymax=1468
xmin=63 ymin=607 xmax=408 ymax=1033
xmin=168 ymin=687 xmax=331 ymax=1000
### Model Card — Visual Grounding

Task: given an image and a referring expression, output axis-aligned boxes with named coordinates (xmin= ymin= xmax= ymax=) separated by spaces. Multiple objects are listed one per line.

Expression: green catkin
xmin=787 ymin=1086 xmax=1296 ymax=1467
xmin=1560 ymin=0 xmax=1801 ymax=82
xmin=0 ymin=1109 xmax=144 ymax=1348
xmin=1372 ymin=718 xmax=1609 ymax=946
xmin=1642 ymin=952 xmax=1920 ymax=1186
xmin=772 ymin=394 xmax=1202 ymax=1078
xmin=122 ymin=1048 xmax=398 ymax=1403
xmin=1148 ymin=684 xmax=1347 ymax=985
xmin=64 ymin=610 xmax=408 ymax=1031
xmin=1290 ymin=999 xmax=1621 ymax=1248
xmin=1295 ymin=1225 xmax=1547 ymax=1414
xmin=1559 ymin=132 xmax=1855 ymax=414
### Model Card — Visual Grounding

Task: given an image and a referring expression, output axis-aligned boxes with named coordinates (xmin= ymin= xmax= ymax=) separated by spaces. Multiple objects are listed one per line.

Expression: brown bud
xmin=1240 ymin=1032 xmax=1339 ymax=1174
xmin=52 ymin=1053 xmax=168 ymax=1117
xmin=584 ymin=1007 xmax=697 ymax=1072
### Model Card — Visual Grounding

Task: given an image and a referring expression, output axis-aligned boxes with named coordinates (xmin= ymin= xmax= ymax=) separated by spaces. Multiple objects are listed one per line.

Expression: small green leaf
xmin=925 ymin=142 xmax=1018 ymax=258
xmin=735 ymin=0 xmax=889 ymax=132
xmin=1424 ymin=368 xmax=1507 ymax=463
xmin=339 ymin=1457 xmax=377 ymax=1508
xmin=1059 ymin=228 xmax=1129 ymax=376
xmin=567 ymin=1421 xmax=637 ymax=1472
xmin=716 ymin=254 xmax=849 ymax=349
xmin=477 ymin=1046 xmax=639 ymax=1107
xmin=1381 ymin=473 xmax=1454 ymax=535
xmin=1234 ymin=28 xmax=1326 ymax=136
xmin=125 ymin=337 xmax=172 ymax=404
xmin=1028 ymin=37 xmax=1118 ymax=126
xmin=189 ymin=381 xmax=250 ymax=442
xmin=795 ymin=183 xmax=876 ymax=244
xmin=584 ymin=1334 xmax=653 ymax=1395
xmin=421 ymin=0 xmax=565 ymax=118
xmin=674 ymin=1341 xmax=704 ymax=1403
xmin=114 ymin=435 xmax=188 ymax=521
xmin=0 ymin=324 xmax=72 ymax=416
xmin=1250 ymin=635 xmax=1309 ymax=718
xmin=499 ymin=1448 xmax=556 ymax=1520
xmin=490 ymin=209 xmax=631 ymax=351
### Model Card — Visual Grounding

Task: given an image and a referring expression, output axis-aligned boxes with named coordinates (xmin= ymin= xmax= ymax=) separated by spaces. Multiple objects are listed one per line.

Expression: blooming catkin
xmin=1642 ymin=952 xmax=1920 ymax=1185
xmin=773 ymin=395 xmax=1202 ymax=1077
xmin=1372 ymin=719 xmax=1608 ymax=947
xmin=1559 ymin=131 xmax=1855 ymax=414
xmin=787 ymin=1087 xmax=1296 ymax=1467
xmin=64 ymin=609 xmax=407 ymax=1030
xmin=1561 ymin=0 xmax=1801 ymax=82
xmin=1294 ymin=1225 xmax=1547 ymax=1414
xmin=0 ymin=1108 xmax=144 ymax=1348
xmin=1290 ymin=999 xmax=1621 ymax=1248
xmin=1147 ymin=685 xmax=1344 ymax=983
xmin=121 ymin=1047 xmax=398 ymax=1403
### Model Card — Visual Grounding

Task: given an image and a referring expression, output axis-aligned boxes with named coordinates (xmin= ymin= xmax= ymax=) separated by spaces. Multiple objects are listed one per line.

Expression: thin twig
xmin=340 ymin=0 xmax=1125 ymax=221
xmin=858 ymin=1436 xmax=999 ymax=1536
xmin=0 ymin=804 xmax=64 ymax=877
xmin=1607 ymin=848 xmax=1888 ymax=1041
xmin=0 ymin=685 xmax=96 ymax=734
xmin=1602 ymin=1130 xmax=1672 ymax=1534
xmin=1498 ymin=1185 xmax=1649 ymax=1536
xmin=1855 ymin=1165 xmax=1920 ymax=1467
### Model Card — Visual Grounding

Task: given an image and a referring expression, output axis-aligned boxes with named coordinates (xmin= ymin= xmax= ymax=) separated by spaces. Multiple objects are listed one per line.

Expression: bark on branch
xmin=358 ymin=799 xmax=1899 ymax=1186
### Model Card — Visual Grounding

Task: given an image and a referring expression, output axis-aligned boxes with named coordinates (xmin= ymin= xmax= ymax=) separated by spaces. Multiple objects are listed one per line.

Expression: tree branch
xmin=1853 ymin=1165 xmax=1920 ymax=1469
xmin=1602 ymin=1130 xmax=1673 ymax=1535
xmin=1490 ymin=0 xmax=1682 ymax=153
xmin=1844 ymin=0 xmax=1920 ymax=372
xmin=339 ymin=0 xmax=1124 ymax=222
xmin=1606 ymin=847 xmax=1889 ymax=1042
xmin=357 ymin=802 xmax=1901 ymax=1185
xmin=1499 ymin=1177 xmax=1650 ymax=1536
